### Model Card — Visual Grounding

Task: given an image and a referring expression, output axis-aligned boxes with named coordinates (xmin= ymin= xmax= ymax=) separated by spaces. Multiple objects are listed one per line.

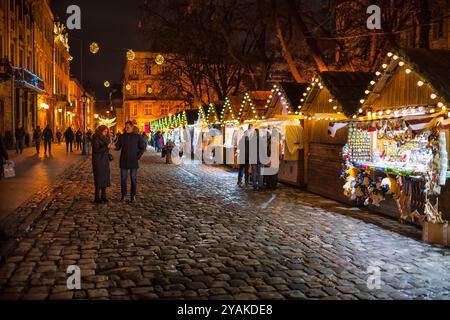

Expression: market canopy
xmin=265 ymin=82 xmax=309 ymax=118
xmin=300 ymin=71 xmax=372 ymax=118
xmin=239 ymin=91 xmax=271 ymax=122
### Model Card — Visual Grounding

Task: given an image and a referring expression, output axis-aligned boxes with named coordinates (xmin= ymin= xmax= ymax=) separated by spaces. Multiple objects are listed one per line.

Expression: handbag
xmin=108 ymin=153 xmax=114 ymax=162
xmin=3 ymin=161 xmax=16 ymax=179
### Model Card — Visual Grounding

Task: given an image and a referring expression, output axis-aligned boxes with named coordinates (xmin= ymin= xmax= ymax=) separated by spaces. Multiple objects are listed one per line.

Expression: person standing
xmin=0 ymin=134 xmax=8 ymax=180
xmin=75 ymin=129 xmax=83 ymax=151
xmin=237 ymin=125 xmax=252 ymax=188
xmin=56 ymin=128 xmax=62 ymax=145
xmin=141 ymin=132 xmax=149 ymax=147
xmin=92 ymin=125 xmax=115 ymax=204
xmin=42 ymin=124 xmax=54 ymax=156
xmin=115 ymin=121 xmax=147 ymax=203
xmin=64 ymin=127 xmax=75 ymax=153
xmin=33 ymin=126 xmax=43 ymax=155
xmin=15 ymin=124 xmax=26 ymax=154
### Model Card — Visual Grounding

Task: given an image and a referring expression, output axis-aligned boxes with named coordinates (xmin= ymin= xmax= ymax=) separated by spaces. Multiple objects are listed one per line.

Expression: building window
xmin=434 ymin=12 xmax=445 ymax=40
xmin=132 ymin=85 xmax=137 ymax=95
xmin=145 ymin=104 xmax=151 ymax=115
xmin=132 ymin=104 xmax=138 ymax=116
xmin=132 ymin=64 xmax=137 ymax=76
xmin=145 ymin=65 xmax=151 ymax=76
xmin=160 ymin=105 xmax=169 ymax=116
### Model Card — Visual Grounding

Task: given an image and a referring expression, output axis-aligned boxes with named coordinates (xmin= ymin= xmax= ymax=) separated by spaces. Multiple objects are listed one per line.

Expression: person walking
xmin=56 ymin=128 xmax=62 ymax=145
xmin=64 ymin=127 xmax=75 ymax=153
xmin=0 ymin=134 xmax=9 ymax=180
xmin=15 ymin=124 xmax=26 ymax=154
xmin=42 ymin=124 xmax=54 ymax=157
xmin=141 ymin=132 xmax=149 ymax=147
xmin=86 ymin=129 xmax=93 ymax=156
xmin=75 ymin=129 xmax=83 ymax=151
xmin=33 ymin=126 xmax=43 ymax=155
xmin=92 ymin=125 xmax=115 ymax=204
xmin=115 ymin=121 xmax=147 ymax=203
xmin=250 ymin=128 xmax=264 ymax=191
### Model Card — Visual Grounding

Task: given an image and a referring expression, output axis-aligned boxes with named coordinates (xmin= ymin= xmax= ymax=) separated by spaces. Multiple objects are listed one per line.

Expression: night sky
xmin=51 ymin=0 xmax=148 ymax=107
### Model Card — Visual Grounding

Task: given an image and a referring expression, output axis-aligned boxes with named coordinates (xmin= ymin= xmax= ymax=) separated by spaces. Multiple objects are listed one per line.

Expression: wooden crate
xmin=423 ymin=222 xmax=449 ymax=246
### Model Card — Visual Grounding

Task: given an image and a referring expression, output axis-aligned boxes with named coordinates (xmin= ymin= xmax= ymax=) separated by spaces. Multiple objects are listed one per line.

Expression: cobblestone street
xmin=0 ymin=150 xmax=450 ymax=300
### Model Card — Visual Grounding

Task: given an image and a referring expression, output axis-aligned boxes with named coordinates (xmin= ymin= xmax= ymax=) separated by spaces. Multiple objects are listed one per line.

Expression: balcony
xmin=0 ymin=59 xmax=14 ymax=81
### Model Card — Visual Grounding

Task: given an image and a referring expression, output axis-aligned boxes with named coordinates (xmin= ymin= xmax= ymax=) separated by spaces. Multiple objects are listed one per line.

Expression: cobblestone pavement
xmin=1 ymin=150 xmax=450 ymax=300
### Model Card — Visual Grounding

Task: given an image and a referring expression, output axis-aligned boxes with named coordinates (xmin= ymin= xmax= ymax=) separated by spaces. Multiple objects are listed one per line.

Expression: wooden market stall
xmin=263 ymin=83 xmax=309 ymax=186
xmin=331 ymin=49 xmax=450 ymax=227
xmin=300 ymin=72 xmax=372 ymax=203
xmin=220 ymin=96 xmax=243 ymax=166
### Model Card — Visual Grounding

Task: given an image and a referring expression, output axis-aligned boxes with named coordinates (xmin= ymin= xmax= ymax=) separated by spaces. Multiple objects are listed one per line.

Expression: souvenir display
xmin=342 ymin=118 xmax=448 ymax=224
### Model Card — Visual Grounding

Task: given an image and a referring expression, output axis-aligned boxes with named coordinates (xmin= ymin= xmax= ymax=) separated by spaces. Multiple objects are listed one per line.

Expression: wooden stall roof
xmin=221 ymin=96 xmax=242 ymax=123
xmin=303 ymin=72 xmax=372 ymax=117
xmin=266 ymin=83 xmax=309 ymax=118
xmin=240 ymin=91 xmax=272 ymax=122
xmin=364 ymin=49 xmax=450 ymax=112
xmin=185 ymin=109 xmax=200 ymax=125
xmin=205 ymin=104 xmax=223 ymax=124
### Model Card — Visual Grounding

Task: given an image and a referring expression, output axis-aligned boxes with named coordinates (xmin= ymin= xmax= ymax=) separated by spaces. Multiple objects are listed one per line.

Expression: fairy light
xmin=431 ymin=93 xmax=437 ymax=100
xmin=405 ymin=68 xmax=411 ymax=74
xmin=417 ymin=81 xmax=424 ymax=87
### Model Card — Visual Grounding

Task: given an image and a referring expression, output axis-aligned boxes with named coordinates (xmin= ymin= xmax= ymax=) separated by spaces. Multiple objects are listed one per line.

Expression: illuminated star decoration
xmin=127 ymin=49 xmax=136 ymax=61
xmin=104 ymin=81 xmax=110 ymax=88
xmin=89 ymin=42 xmax=100 ymax=54
xmin=155 ymin=54 xmax=165 ymax=65
xmin=99 ymin=117 xmax=117 ymax=128
xmin=147 ymin=86 xmax=153 ymax=94
xmin=125 ymin=83 xmax=131 ymax=91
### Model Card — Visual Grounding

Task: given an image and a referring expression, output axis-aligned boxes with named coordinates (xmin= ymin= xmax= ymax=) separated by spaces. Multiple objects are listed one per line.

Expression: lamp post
xmin=82 ymin=94 xmax=88 ymax=156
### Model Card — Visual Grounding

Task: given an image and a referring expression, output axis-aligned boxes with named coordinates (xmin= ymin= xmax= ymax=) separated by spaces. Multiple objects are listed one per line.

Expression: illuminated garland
xmin=220 ymin=97 xmax=239 ymax=127
xmin=239 ymin=92 xmax=266 ymax=122
xmin=356 ymin=51 xmax=448 ymax=120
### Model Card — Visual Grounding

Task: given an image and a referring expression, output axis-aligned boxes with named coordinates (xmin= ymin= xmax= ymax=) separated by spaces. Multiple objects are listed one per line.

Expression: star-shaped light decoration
xmin=155 ymin=54 xmax=165 ymax=65
xmin=127 ymin=49 xmax=136 ymax=61
xmin=89 ymin=42 xmax=100 ymax=54
xmin=99 ymin=117 xmax=117 ymax=128
xmin=104 ymin=81 xmax=110 ymax=88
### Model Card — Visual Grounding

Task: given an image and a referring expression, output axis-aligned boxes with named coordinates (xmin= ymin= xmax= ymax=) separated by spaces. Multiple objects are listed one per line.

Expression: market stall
xmin=219 ymin=97 xmax=244 ymax=165
xmin=300 ymin=72 xmax=372 ymax=203
xmin=263 ymin=83 xmax=308 ymax=186
xmin=330 ymin=49 xmax=450 ymax=229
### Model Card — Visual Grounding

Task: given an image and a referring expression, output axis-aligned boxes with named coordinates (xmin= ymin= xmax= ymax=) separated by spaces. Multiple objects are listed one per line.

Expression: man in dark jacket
xmin=64 ymin=127 xmax=75 ymax=153
xmin=15 ymin=124 xmax=26 ymax=154
xmin=237 ymin=124 xmax=253 ymax=187
xmin=115 ymin=121 xmax=147 ymax=203
xmin=42 ymin=124 xmax=54 ymax=156
xmin=0 ymin=134 xmax=8 ymax=180
xmin=33 ymin=126 xmax=43 ymax=154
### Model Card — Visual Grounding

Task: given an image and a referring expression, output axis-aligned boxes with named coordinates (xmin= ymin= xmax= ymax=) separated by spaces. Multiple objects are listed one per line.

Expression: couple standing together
xmin=92 ymin=121 xmax=147 ymax=204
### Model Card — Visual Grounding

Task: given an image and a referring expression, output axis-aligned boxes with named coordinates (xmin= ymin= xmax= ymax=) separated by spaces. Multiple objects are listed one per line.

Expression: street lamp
xmin=82 ymin=94 xmax=88 ymax=156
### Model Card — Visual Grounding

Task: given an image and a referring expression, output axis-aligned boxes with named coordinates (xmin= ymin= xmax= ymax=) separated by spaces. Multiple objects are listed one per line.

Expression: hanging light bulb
xmin=417 ymin=81 xmax=424 ymax=87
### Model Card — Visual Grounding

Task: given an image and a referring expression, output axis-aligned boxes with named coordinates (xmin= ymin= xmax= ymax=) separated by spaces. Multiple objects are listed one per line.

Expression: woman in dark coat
xmin=92 ymin=125 xmax=114 ymax=204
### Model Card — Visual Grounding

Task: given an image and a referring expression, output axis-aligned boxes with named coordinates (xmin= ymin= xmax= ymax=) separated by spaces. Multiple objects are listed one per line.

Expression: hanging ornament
xmin=89 ymin=42 xmax=100 ymax=54
xmin=155 ymin=54 xmax=165 ymax=65
xmin=104 ymin=81 xmax=110 ymax=88
xmin=125 ymin=83 xmax=131 ymax=91
xmin=127 ymin=49 xmax=136 ymax=61
xmin=147 ymin=86 xmax=153 ymax=94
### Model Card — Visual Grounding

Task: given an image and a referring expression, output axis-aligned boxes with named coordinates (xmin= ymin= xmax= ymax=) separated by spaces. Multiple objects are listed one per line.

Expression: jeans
xmin=121 ymin=169 xmax=138 ymax=197
xmin=251 ymin=164 xmax=264 ymax=190
xmin=15 ymin=138 xmax=24 ymax=154
xmin=86 ymin=141 xmax=91 ymax=156
xmin=44 ymin=140 xmax=52 ymax=155
xmin=238 ymin=164 xmax=250 ymax=185
xmin=66 ymin=141 xmax=73 ymax=153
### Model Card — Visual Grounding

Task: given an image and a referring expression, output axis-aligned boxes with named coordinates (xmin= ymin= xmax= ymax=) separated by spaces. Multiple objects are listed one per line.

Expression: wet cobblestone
xmin=0 ymin=150 xmax=450 ymax=300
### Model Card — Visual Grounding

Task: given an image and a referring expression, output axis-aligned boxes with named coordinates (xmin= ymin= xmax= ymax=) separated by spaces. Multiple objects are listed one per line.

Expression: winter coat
xmin=75 ymin=130 xmax=82 ymax=142
xmin=42 ymin=127 xmax=53 ymax=142
xmin=64 ymin=128 xmax=75 ymax=142
xmin=0 ymin=135 xmax=8 ymax=162
xmin=92 ymin=134 xmax=111 ymax=189
xmin=15 ymin=127 xmax=25 ymax=141
xmin=33 ymin=129 xmax=43 ymax=142
xmin=115 ymin=132 xmax=147 ymax=169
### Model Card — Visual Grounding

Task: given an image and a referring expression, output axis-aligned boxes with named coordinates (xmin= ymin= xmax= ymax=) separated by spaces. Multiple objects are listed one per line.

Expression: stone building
xmin=122 ymin=51 xmax=189 ymax=133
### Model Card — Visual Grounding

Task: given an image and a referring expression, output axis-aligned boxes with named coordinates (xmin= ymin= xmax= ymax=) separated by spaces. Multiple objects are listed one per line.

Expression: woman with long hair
xmin=92 ymin=125 xmax=115 ymax=204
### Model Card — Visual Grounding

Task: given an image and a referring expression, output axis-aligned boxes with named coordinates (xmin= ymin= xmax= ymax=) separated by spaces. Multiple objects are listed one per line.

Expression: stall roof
xmin=185 ymin=109 xmax=200 ymax=125
xmin=240 ymin=91 xmax=272 ymax=122
xmin=370 ymin=49 xmax=450 ymax=104
xmin=266 ymin=82 xmax=309 ymax=118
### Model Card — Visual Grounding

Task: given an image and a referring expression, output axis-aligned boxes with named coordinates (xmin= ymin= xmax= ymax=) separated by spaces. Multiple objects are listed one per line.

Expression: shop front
xmin=330 ymin=49 xmax=450 ymax=243
xmin=300 ymin=72 xmax=372 ymax=203
xmin=264 ymin=83 xmax=308 ymax=187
